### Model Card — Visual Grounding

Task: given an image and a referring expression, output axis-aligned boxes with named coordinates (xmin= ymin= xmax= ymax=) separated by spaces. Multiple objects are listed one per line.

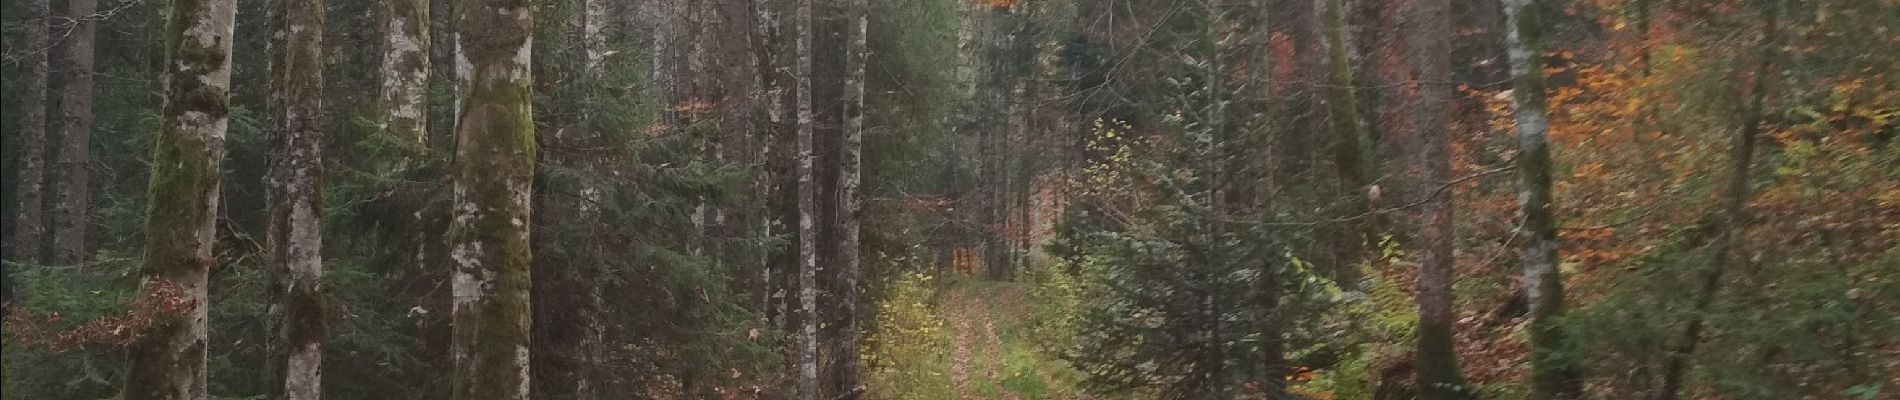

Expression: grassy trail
xmin=939 ymin=279 xmax=1088 ymax=400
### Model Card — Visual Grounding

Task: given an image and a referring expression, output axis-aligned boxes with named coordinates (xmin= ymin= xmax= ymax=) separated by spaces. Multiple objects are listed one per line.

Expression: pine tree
xmin=6 ymin=0 xmax=52 ymax=271
xmin=51 ymin=0 xmax=99 ymax=265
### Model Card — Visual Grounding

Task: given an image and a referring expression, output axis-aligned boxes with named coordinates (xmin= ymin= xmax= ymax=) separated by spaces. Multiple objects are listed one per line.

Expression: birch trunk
xmin=448 ymin=0 xmax=536 ymax=398
xmin=1499 ymin=0 xmax=1581 ymax=398
xmin=827 ymin=0 xmax=868 ymax=395
xmin=754 ymin=0 xmax=790 ymax=332
xmin=7 ymin=0 xmax=52 ymax=271
xmin=51 ymin=0 xmax=99 ymax=265
xmin=793 ymin=0 xmax=820 ymax=396
xmin=265 ymin=0 xmax=328 ymax=398
xmin=121 ymin=0 xmax=236 ymax=397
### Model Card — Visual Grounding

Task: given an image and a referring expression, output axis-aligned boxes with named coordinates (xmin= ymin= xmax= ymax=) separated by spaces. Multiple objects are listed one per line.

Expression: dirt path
xmin=949 ymin=290 xmax=974 ymax=399
xmin=937 ymin=282 xmax=1083 ymax=400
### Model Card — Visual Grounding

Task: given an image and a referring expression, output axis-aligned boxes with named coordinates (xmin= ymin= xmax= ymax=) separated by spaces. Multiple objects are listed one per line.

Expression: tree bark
xmin=1321 ymin=0 xmax=1373 ymax=291
xmin=381 ymin=0 xmax=432 ymax=148
xmin=826 ymin=0 xmax=868 ymax=395
xmin=7 ymin=0 xmax=52 ymax=272
xmin=265 ymin=0 xmax=329 ymax=399
xmin=120 ymin=0 xmax=236 ymax=397
xmin=1371 ymin=0 xmax=1470 ymax=396
xmin=51 ymin=0 xmax=99 ymax=265
xmin=448 ymin=0 xmax=537 ymax=398
xmin=1656 ymin=2 xmax=1779 ymax=399
xmin=756 ymin=0 xmax=795 ymax=336
xmin=794 ymin=0 xmax=820 ymax=395
xmin=1499 ymin=0 xmax=1581 ymax=398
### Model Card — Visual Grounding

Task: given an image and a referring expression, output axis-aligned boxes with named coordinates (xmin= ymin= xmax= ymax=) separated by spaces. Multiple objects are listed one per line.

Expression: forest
xmin=0 ymin=0 xmax=1896 ymax=398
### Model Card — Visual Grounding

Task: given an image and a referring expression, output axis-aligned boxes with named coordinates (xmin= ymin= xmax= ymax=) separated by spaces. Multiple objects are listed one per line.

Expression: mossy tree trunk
xmin=121 ymin=0 xmax=238 ymax=398
xmin=381 ymin=0 xmax=432 ymax=149
xmin=1499 ymin=0 xmax=1581 ymax=398
xmin=265 ymin=0 xmax=329 ymax=398
xmin=51 ymin=0 xmax=99 ymax=265
xmin=448 ymin=0 xmax=536 ymax=398
xmin=1321 ymin=0 xmax=1373 ymax=291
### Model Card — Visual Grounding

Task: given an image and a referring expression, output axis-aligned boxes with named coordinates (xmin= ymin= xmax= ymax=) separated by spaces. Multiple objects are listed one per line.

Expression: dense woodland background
xmin=0 ymin=0 xmax=1897 ymax=399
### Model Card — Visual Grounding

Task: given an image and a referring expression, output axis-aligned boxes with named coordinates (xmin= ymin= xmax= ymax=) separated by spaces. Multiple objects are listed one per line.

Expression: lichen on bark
xmin=265 ymin=0 xmax=329 ymax=398
xmin=447 ymin=0 xmax=537 ymax=399
xmin=122 ymin=0 xmax=237 ymax=399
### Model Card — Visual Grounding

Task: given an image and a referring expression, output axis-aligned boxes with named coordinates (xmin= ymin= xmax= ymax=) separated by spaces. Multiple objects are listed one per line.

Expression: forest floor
xmin=938 ymin=279 xmax=1090 ymax=400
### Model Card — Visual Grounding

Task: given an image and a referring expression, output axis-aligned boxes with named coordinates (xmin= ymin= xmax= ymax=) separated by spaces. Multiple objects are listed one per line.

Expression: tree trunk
xmin=977 ymin=6 xmax=1021 ymax=280
xmin=826 ymin=0 xmax=868 ymax=395
xmin=448 ymin=0 xmax=537 ymax=398
xmin=1499 ymin=0 xmax=1580 ymax=398
xmin=1656 ymin=2 xmax=1779 ymax=399
xmin=794 ymin=0 xmax=820 ymax=397
xmin=7 ymin=0 xmax=52 ymax=273
xmin=51 ymin=0 xmax=99 ymax=265
xmin=381 ymin=0 xmax=432 ymax=148
xmin=1372 ymin=0 xmax=1469 ymax=396
xmin=250 ymin=27 xmax=302 ymax=396
xmin=120 ymin=0 xmax=236 ymax=397
xmin=755 ymin=0 xmax=794 ymax=336
xmin=1321 ymin=0 xmax=1373 ymax=291
xmin=265 ymin=0 xmax=329 ymax=399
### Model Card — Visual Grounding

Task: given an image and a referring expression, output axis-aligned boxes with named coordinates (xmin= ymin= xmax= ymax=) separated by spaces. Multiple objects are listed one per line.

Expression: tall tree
xmin=975 ymin=5 xmax=1024 ymax=280
xmin=530 ymin=0 xmax=609 ymax=397
xmin=757 ymin=0 xmax=795 ymax=334
xmin=120 ymin=0 xmax=237 ymax=397
xmin=380 ymin=0 xmax=432 ymax=148
xmin=793 ymin=0 xmax=820 ymax=396
xmin=1372 ymin=0 xmax=1470 ymax=396
xmin=1320 ymin=0 xmax=1374 ymax=291
xmin=826 ymin=0 xmax=868 ymax=395
xmin=51 ymin=0 xmax=99 ymax=265
xmin=1499 ymin=0 xmax=1581 ymax=398
xmin=572 ymin=1 xmax=608 ymax=397
xmin=1656 ymin=1 xmax=1780 ymax=399
xmin=447 ymin=0 xmax=536 ymax=398
xmin=265 ymin=0 xmax=328 ymax=398
xmin=7 ymin=0 xmax=52 ymax=270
